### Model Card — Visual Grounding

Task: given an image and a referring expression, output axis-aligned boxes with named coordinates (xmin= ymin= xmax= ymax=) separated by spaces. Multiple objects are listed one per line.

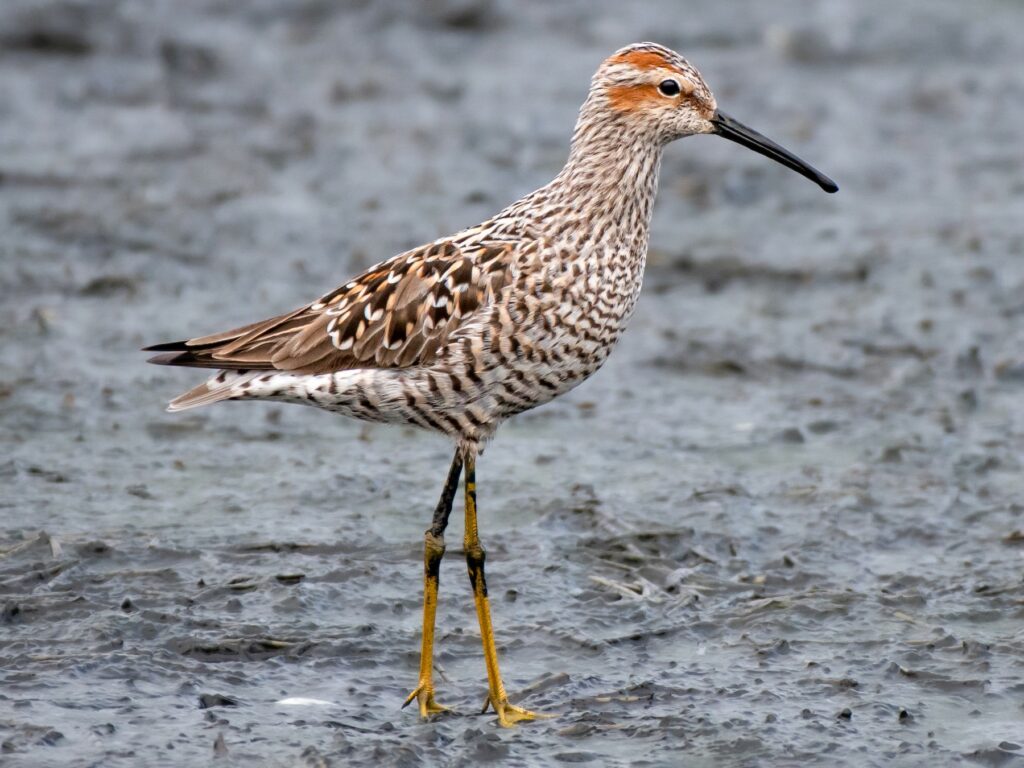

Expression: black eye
xmin=658 ymin=79 xmax=681 ymax=97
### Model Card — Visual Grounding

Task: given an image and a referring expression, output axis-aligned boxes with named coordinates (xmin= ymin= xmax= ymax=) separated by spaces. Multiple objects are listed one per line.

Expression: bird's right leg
xmin=402 ymin=449 xmax=463 ymax=718
xmin=462 ymin=448 xmax=548 ymax=726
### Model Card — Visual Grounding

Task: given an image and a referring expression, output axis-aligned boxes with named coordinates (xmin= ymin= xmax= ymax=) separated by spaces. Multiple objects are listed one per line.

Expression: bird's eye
xmin=658 ymin=79 xmax=681 ymax=97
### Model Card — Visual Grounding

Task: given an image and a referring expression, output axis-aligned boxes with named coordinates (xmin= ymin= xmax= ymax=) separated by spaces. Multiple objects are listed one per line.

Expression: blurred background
xmin=2 ymin=1 xmax=1023 ymax=765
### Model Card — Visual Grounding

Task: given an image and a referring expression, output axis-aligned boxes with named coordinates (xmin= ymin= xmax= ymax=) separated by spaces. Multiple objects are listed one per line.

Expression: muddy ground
xmin=2 ymin=0 xmax=1024 ymax=765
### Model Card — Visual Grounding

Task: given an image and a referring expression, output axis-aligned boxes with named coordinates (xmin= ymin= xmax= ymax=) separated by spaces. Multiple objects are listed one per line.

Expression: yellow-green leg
xmin=463 ymin=449 xmax=549 ymax=727
xmin=403 ymin=450 xmax=463 ymax=718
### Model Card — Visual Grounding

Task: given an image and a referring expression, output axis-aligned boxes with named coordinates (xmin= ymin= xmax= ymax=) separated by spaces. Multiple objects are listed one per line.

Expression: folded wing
xmin=145 ymin=241 xmax=512 ymax=374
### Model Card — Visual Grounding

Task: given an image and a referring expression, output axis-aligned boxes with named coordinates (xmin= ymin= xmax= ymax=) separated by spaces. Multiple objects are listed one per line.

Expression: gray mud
xmin=2 ymin=1 xmax=1024 ymax=766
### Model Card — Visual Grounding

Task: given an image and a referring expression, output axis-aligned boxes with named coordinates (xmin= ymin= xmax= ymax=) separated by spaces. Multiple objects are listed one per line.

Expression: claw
xmin=403 ymin=682 xmax=450 ymax=718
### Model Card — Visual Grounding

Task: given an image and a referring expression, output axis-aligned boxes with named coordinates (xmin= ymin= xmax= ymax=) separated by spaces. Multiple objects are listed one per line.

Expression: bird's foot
xmin=402 ymin=681 xmax=450 ymax=719
xmin=481 ymin=693 xmax=552 ymax=727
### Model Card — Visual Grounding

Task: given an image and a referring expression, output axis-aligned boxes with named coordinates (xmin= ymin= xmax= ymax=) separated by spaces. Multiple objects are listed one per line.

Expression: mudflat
xmin=2 ymin=1 xmax=1022 ymax=765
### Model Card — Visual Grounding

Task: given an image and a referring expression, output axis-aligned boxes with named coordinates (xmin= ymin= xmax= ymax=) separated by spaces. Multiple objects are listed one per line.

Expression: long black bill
xmin=711 ymin=110 xmax=838 ymax=193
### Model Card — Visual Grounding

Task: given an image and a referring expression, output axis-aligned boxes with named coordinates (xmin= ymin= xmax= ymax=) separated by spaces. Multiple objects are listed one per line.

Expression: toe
xmin=404 ymin=683 xmax=450 ymax=718
xmin=492 ymin=700 xmax=553 ymax=727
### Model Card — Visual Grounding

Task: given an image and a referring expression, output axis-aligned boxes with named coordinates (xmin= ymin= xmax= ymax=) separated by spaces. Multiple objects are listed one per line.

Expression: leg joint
xmin=424 ymin=531 xmax=445 ymax=579
xmin=465 ymin=544 xmax=486 ymax=569
xmin=424 ymin=531 xmax=446 ymax=558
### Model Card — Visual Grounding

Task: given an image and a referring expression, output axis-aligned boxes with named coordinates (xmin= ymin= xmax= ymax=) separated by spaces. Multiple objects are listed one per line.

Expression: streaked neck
xmin=544 ymin=108 xmax=663 ymax=244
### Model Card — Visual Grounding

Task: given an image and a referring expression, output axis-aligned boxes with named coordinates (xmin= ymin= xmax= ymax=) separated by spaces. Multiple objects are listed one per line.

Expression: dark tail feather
xmin=142 ymin=340 xmax=192 ymax=353
xmin=144 ymin=342 xmax=271 ymax=370
xmin=143 ymin=314 xmax=289 ymax=371
xmin=144 ymin=340 xmax=205 ymax=367
xmin=145 ymin=349 xmax=230 ymax=369
xmin=146 ymin=348 xmax=196 ymax=367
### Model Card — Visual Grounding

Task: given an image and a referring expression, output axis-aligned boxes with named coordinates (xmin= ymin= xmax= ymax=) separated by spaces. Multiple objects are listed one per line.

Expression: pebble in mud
xmin=198 ymin=694 xmax=239 ymax=709
xmin=2 ymin=0 xmax=1024 ymax=766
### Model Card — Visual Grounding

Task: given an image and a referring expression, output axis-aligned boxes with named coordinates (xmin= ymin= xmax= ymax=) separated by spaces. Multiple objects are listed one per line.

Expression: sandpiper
xmin=145 ymin=42 xmax=836 ymax=726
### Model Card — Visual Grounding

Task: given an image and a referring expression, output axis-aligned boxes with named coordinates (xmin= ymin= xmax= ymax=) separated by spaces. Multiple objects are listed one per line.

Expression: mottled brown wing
xmin=146 ymin=241 xmax=512 ymax=374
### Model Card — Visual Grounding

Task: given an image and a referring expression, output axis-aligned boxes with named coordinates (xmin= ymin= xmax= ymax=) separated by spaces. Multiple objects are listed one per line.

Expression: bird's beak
xmin=710 ymin=110 xmax=838 ymax=193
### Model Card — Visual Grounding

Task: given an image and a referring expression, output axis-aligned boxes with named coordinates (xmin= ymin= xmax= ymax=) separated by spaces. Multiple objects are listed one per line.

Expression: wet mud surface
xmin=2 ymin=1 xmax=1024 ymax=765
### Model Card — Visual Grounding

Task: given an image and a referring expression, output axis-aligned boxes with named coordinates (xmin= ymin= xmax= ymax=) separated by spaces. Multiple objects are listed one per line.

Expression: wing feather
xmin=145 ymin=240 xmax=513 ymax=374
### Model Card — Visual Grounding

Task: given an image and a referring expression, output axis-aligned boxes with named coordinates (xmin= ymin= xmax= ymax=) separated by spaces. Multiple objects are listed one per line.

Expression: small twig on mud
xmin=588 ymin=575 xmax=647 ymax=601
xmin=0 ymin=532 xmax=64 ymax=561
xmin=516 ymin=671 xmax=571 ymax=699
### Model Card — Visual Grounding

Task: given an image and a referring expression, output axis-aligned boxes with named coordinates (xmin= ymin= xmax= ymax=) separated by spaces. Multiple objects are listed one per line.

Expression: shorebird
xmin=145 ymin=43 xmax=836 ymax=726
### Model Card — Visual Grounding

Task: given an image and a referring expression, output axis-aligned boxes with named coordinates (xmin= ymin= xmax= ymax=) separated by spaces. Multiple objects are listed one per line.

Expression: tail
xmin=144 ymin=335 xmax=276 ymax=412
xmin=143 ymin=334 xmax=272 ymax=370
xmin=165 ymin=370 xmax=264 ymax=412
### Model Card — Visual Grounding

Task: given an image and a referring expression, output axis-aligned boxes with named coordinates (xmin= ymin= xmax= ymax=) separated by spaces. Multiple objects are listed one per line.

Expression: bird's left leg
xmin=462 ymin=448 xmax=549 ymax=727
xmin=403 ymin=449 xmax=463 ymax=718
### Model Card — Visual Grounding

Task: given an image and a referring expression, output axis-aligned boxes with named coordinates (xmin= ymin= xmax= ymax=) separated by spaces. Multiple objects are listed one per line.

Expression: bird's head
xmin=589 ymin=43 xmax=837 ymax=193
xmin=594 ymin=43 xmax=718 ymax=142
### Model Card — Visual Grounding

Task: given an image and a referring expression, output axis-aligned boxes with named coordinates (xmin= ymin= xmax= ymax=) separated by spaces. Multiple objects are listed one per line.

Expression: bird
xmin=144 ymin=42 xmax=837 ymax=727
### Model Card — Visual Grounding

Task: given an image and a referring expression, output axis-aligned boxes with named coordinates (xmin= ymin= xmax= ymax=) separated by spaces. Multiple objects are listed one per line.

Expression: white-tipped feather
xmin=166 ymin=370 xmax=263 ymax=412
